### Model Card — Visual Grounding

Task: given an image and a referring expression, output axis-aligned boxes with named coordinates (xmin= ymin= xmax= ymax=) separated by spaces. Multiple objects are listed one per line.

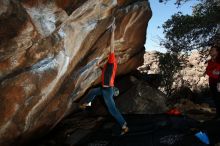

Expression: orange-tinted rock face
xmin=0 ymin=0 xmax=152 ymax=145
xmin=117 ymin=0 xmax=126 ymax=5
xmin=20 ymin=0 xmax=88 ymax=15
xmin=0 ymin=1 xmax=28 ymax=45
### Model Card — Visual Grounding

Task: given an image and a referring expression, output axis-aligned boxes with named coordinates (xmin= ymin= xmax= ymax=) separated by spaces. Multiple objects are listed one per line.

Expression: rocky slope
xmin=139 ymin=50 xmax=209 ymax=92
xmin=0 ymin=0 xmax=152 ymax=145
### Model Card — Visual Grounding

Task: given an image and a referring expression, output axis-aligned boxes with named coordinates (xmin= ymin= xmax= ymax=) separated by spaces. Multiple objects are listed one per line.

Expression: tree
xmin=158 ymin=52 xmax=183 ymax=96
xmin=155 ymin=0 xmax=220 ymax=96
xmin=159 ymin=0 xmax=196 ymax=6
xmin=160 ymin=0 xmax=220 ymax=52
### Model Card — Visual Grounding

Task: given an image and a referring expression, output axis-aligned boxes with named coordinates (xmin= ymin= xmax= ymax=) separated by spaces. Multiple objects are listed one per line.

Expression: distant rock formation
xmin=139 ymin=50 xmax=209 ymax=92
xmin=0 ymin=0 xmax=152 ymax=145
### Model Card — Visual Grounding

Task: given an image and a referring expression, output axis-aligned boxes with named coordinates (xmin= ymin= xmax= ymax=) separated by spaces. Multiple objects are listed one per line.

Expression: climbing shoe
xmin=121 ymin=124 xmax=129 ymax=135
xmin=79 ymin=103 xmax=87 ymax=110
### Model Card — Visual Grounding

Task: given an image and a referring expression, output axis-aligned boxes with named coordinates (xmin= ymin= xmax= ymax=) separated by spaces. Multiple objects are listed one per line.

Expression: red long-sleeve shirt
xmin=206 ymin=60 xmax=220 ymax=85
xmin=101 ymin=53 xmax=117 ymax=87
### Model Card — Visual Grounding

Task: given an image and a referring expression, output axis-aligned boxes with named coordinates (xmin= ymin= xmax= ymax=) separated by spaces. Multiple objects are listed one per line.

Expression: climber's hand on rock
xmin=112 ymin=23 xmax=116 ymax=31
xmin=112 ymin=17 xmax=116 ymax=30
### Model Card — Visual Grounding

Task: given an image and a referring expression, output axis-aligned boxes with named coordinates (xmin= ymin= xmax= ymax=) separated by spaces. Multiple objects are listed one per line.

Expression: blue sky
xmin=145 ymin=0 xmax=199 ymax=52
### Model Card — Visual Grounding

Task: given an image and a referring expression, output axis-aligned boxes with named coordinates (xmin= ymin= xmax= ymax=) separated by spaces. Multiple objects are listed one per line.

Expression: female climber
xmin=79 ymin=19 xmax=129 ymax=135
xmin=206 ymin=44 xmax=220 ymax=118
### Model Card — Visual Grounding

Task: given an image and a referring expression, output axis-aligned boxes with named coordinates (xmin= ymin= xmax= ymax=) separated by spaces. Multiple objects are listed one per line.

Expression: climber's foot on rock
xmin=79 ymin=103 xmax=88 ymax=110
xmin=121 ymin=123 xmax=129 ymax=135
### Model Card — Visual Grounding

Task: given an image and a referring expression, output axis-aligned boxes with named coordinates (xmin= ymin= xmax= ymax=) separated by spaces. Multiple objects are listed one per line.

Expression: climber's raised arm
xmin=110 ymin=18 xmax=116 ymax=54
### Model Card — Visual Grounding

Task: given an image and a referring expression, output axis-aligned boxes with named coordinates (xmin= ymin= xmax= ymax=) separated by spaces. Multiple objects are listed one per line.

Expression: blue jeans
xmin=84 ymin=87 xmax=126 ymax=127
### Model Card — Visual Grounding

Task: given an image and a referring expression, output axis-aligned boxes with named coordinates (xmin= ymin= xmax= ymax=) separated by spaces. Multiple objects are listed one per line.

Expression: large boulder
xmin=116 ymin=76 xmax=168 ymax=114
xmin=0 ymin=0 xmax=152 ymax=145
xmin=90 ymin=74 xmax=168 ymax=115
